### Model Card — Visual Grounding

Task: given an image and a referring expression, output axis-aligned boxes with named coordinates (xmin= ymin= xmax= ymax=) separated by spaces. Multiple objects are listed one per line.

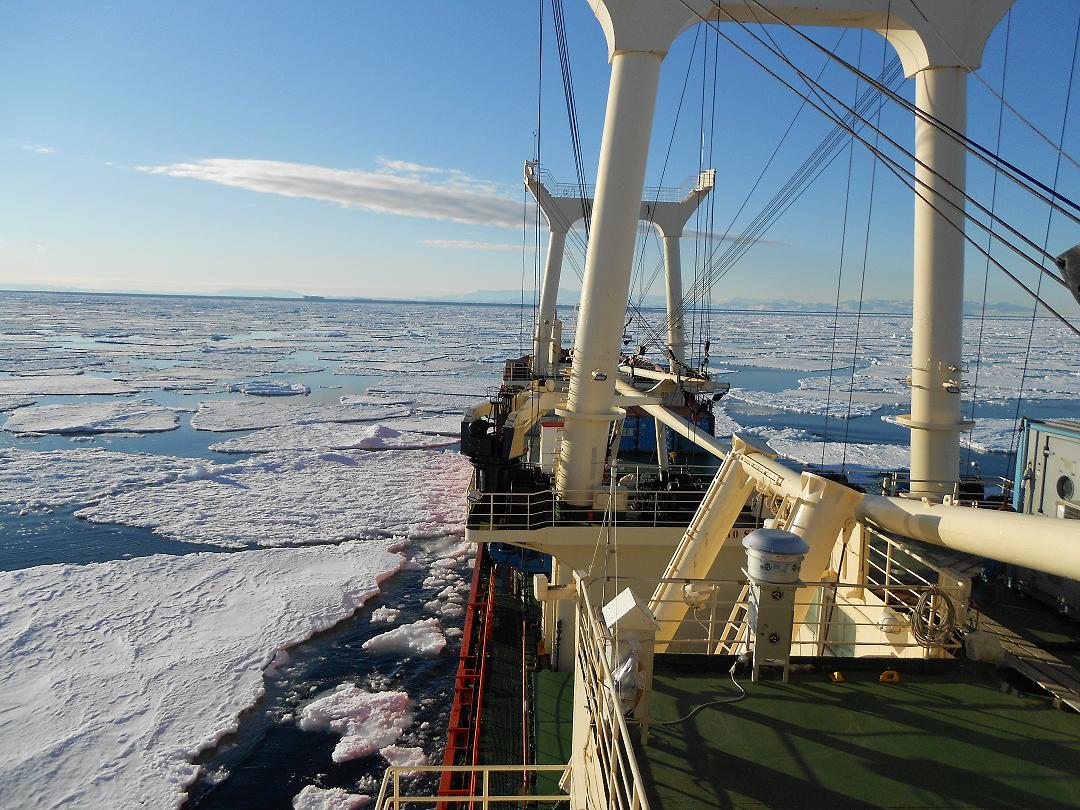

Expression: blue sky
xmin=1 ymin=0 xmax=1078 ymax=314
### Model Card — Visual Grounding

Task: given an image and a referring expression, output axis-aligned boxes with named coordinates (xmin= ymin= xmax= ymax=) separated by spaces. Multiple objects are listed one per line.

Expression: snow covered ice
xmin=0 ymin=374 xmax=136 ymax=395
xmin=0 ymin=448 xmax=197 ymax=511
xmin=293 ymin=785 xmax=372 ymax=810
xmin=362 ymin=618 xmax=447 ymax=658
xmin=0 ymin=542 xmax=400 ymax=809
xmin=3 ymin=400 xmax=180 ymax=434
xmin=209 ymin=422 xmax=457 ymax=454
xmin=191 ymin=398 xmax=411 ymax=431
xmin=298 ymin=684 xmax=414 ymax=763
xmin=227 ymin=379 xmax=312 ymax=396
xmin=79 ymin=448 xmax=472 ymax=547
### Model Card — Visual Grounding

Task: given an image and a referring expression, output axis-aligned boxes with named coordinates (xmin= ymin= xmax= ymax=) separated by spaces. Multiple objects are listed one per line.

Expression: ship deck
xmin=535 ymin=656 xmax=1080 ymax=809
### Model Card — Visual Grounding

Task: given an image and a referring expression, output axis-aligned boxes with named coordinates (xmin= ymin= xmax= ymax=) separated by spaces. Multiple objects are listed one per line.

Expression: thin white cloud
xmin=136 ymin=158 xmax=521 ymax=228
xmin=421 ymin=239 xmax=537 ymax=252
xmin=21 ymin=144 xmax=55 ymax=155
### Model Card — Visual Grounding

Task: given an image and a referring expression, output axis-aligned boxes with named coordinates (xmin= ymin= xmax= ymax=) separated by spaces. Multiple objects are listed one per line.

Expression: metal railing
xmin=575 ymin=573 xmax=652 ymax=810
xmin=534 ymin=167 xmax=706 ymax=204
xmin=465 ymin=485 xmax=711 ymax=531
xmin=374 ymin=764 xmax=569 ymax=809
xmin=638 ymin=575 xmax=962 ymax=656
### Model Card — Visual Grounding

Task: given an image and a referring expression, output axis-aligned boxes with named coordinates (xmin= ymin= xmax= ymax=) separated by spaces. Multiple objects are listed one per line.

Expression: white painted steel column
xmin=661 ymin=234 xmax=686 ymax=367
xmin=906 ymin=67 xmax=970 ymax=497
xmin=533 ymin=228 xmax=568 ymax=377
xmin=556 ymin=51 xmax=664 ymax=506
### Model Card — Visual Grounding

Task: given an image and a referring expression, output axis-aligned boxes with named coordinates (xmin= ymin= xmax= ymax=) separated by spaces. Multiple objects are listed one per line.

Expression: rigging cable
xmin=822 ymin=32 xmax=864 ymax=466
xmin=738 ymin=0 xmax=1080 ymax=222
xmin=842 ymin=3 xmax=891 ymax=476
xmin=965 ymin=10 xmax=1012 ymax=468
xmin=903 ymin=0 xmax=1080 ymax=174
xmin=688 ymin=2 xmax=1074 ymax=293
xmin=551 ymin=0 xmax=592 ymax=235
xmin=1006 ymin=11 xmax=1080 ymax=476
xmin=672 ymin=0 xmax=1080 ymax=337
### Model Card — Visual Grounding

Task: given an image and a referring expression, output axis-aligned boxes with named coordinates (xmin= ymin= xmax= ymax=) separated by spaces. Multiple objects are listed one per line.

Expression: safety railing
xmin=533 ymin=167 xmax=706 ymax=203
xmin=373 ymin=764 xmax=569 ymax=809
xmin=465 ymin=484 xmax=712 ymax=531
xmin=575 ymin=573 xmax=652 ymax=810
xmin=616 ymin=574 xmax=964 ymax=656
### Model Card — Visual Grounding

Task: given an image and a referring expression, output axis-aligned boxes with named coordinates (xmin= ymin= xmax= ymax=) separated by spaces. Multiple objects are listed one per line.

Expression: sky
xmin=1 ymin=0 xmax=1078 ymax=315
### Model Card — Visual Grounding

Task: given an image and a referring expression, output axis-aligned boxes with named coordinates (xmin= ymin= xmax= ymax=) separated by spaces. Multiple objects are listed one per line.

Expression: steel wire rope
xmin=739 ymin=0 xmax=1080 ymax=223
xmin=672 ymin=0 xmax=1080 ymax=337
xmin=823 ymin=33 xmax=865 ymax=466
xmin=551 ymin=0 xmax=592 ymax=236
xmin=687 ymin=3 xmax=1073 ymax=298
xmin=904 ymin=0 xmax=1080 ymax=174
xmin=841 ymin=2 xmax=892 ymax=476
xmin=630 ymin=27 xmax=705 ymax=339
xmin=965 ymin=10 xmax=1012 ymax=468
xmin=1006 ymin=12 xmax=1080 ymax=476
xmin=667 ymin=56 xmax=905 ymax=341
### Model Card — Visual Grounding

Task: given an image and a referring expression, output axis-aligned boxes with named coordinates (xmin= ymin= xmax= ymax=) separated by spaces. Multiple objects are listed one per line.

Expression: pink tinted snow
xmin=298 ymin=685 xmax=414 ymax=763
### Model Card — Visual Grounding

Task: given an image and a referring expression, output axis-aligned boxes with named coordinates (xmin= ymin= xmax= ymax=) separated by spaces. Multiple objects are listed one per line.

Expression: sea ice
xmin=3 ymin=400 xmax=179 ymax=434
xmin=0 ymin=374 xmax=136 ymax=395
xmin=726 ymin=388 xmax=882 ymax=418
xmin=0 ymin=542 xmax=399 ymax=808
xmin=361 ymin=618 xmax=446 ymax=658
xmin=228 ymin=379 xmax=312 ymax=396
xmin=0 ymin=395 xmax=36 ymax=411
xmin=960 ymin=418 xmax=1019 ymax=455
xmin=370 ymin=606 xmax=401 ymax=624
xmin=0 ymin=448 xmax=196 ymax=511
xmin=191 ymin=399 xmax=411 ymax=432
xmin=379 ymin=746 xmax=427 ymax=767
xmin=759 ymin=427 xmax=910 ymax=471
xmin=79 ymin=449 xmax=472 ymax=548
xmin=298 ymin=684 xmax=413 ymax=763
xmin=208 ymin=423 xmax=457 ymax=454
xmin=293 ymin=785 xmax=371 ymax=810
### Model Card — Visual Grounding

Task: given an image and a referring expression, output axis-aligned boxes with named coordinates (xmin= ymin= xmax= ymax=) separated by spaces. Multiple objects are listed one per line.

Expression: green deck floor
xmin=641 ymin=657 xmax=1080 ymax=809
xmin=534 ymin=670 xmax=574 ymax=800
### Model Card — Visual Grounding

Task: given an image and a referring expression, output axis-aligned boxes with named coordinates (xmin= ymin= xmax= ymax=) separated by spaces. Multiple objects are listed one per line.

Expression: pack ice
xmin=79 ymin=448 xmax=472 ymax=547
xmin=3 ymin=400 xmax=179 ymax=434
xmin=0 ymin=542 xmax=400 ymax=809
xmin=209 ymin=422 xmax=457 ymax=454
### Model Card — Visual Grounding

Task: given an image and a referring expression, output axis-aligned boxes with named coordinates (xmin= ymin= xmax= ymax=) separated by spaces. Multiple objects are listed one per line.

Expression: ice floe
xmin=79 ymin=449 xmax=471 ymax=547
xmin=0 ymin=395 xmax=36 ymax=411
xmin=961 ymin=418 xmax=1019 ymax=454
xmin=293 ymin=785 xmax=372 ymax=810
xmin=0 ymin=448 xmax=196 ymax=511
xmin=0 ymin=374 xmax=136 ymax=395
xmin=191 ymin=399 xmax=411 ymax=432
xmin=3 ymin=400 xmax=179 ymax=434
xmin=362 ymin=618 xmax=446 ymax=658
xmin=379 ymin=746 xmax=427 ymax=767
xmin=726 ymin=388 xmax=883 ymax=418
xmin=228 ymin=379 xmax=311 ymax=396
xmin=208 ymin=423 xmax=457 ymax=454
xmin=758 ymin=428 xmax=910 ymax=471
xmin=298 ymin=684 xmax=414 ymax=763
xmin=0 ymin=542 xmax=399 ymax=808
xmin=370 ymin=606 xmax=401 ymax=624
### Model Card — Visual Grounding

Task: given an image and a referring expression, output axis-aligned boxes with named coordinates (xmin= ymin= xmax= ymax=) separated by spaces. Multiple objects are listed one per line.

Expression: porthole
xmin=1057 ymin=475 xmax=1076 ymax=502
